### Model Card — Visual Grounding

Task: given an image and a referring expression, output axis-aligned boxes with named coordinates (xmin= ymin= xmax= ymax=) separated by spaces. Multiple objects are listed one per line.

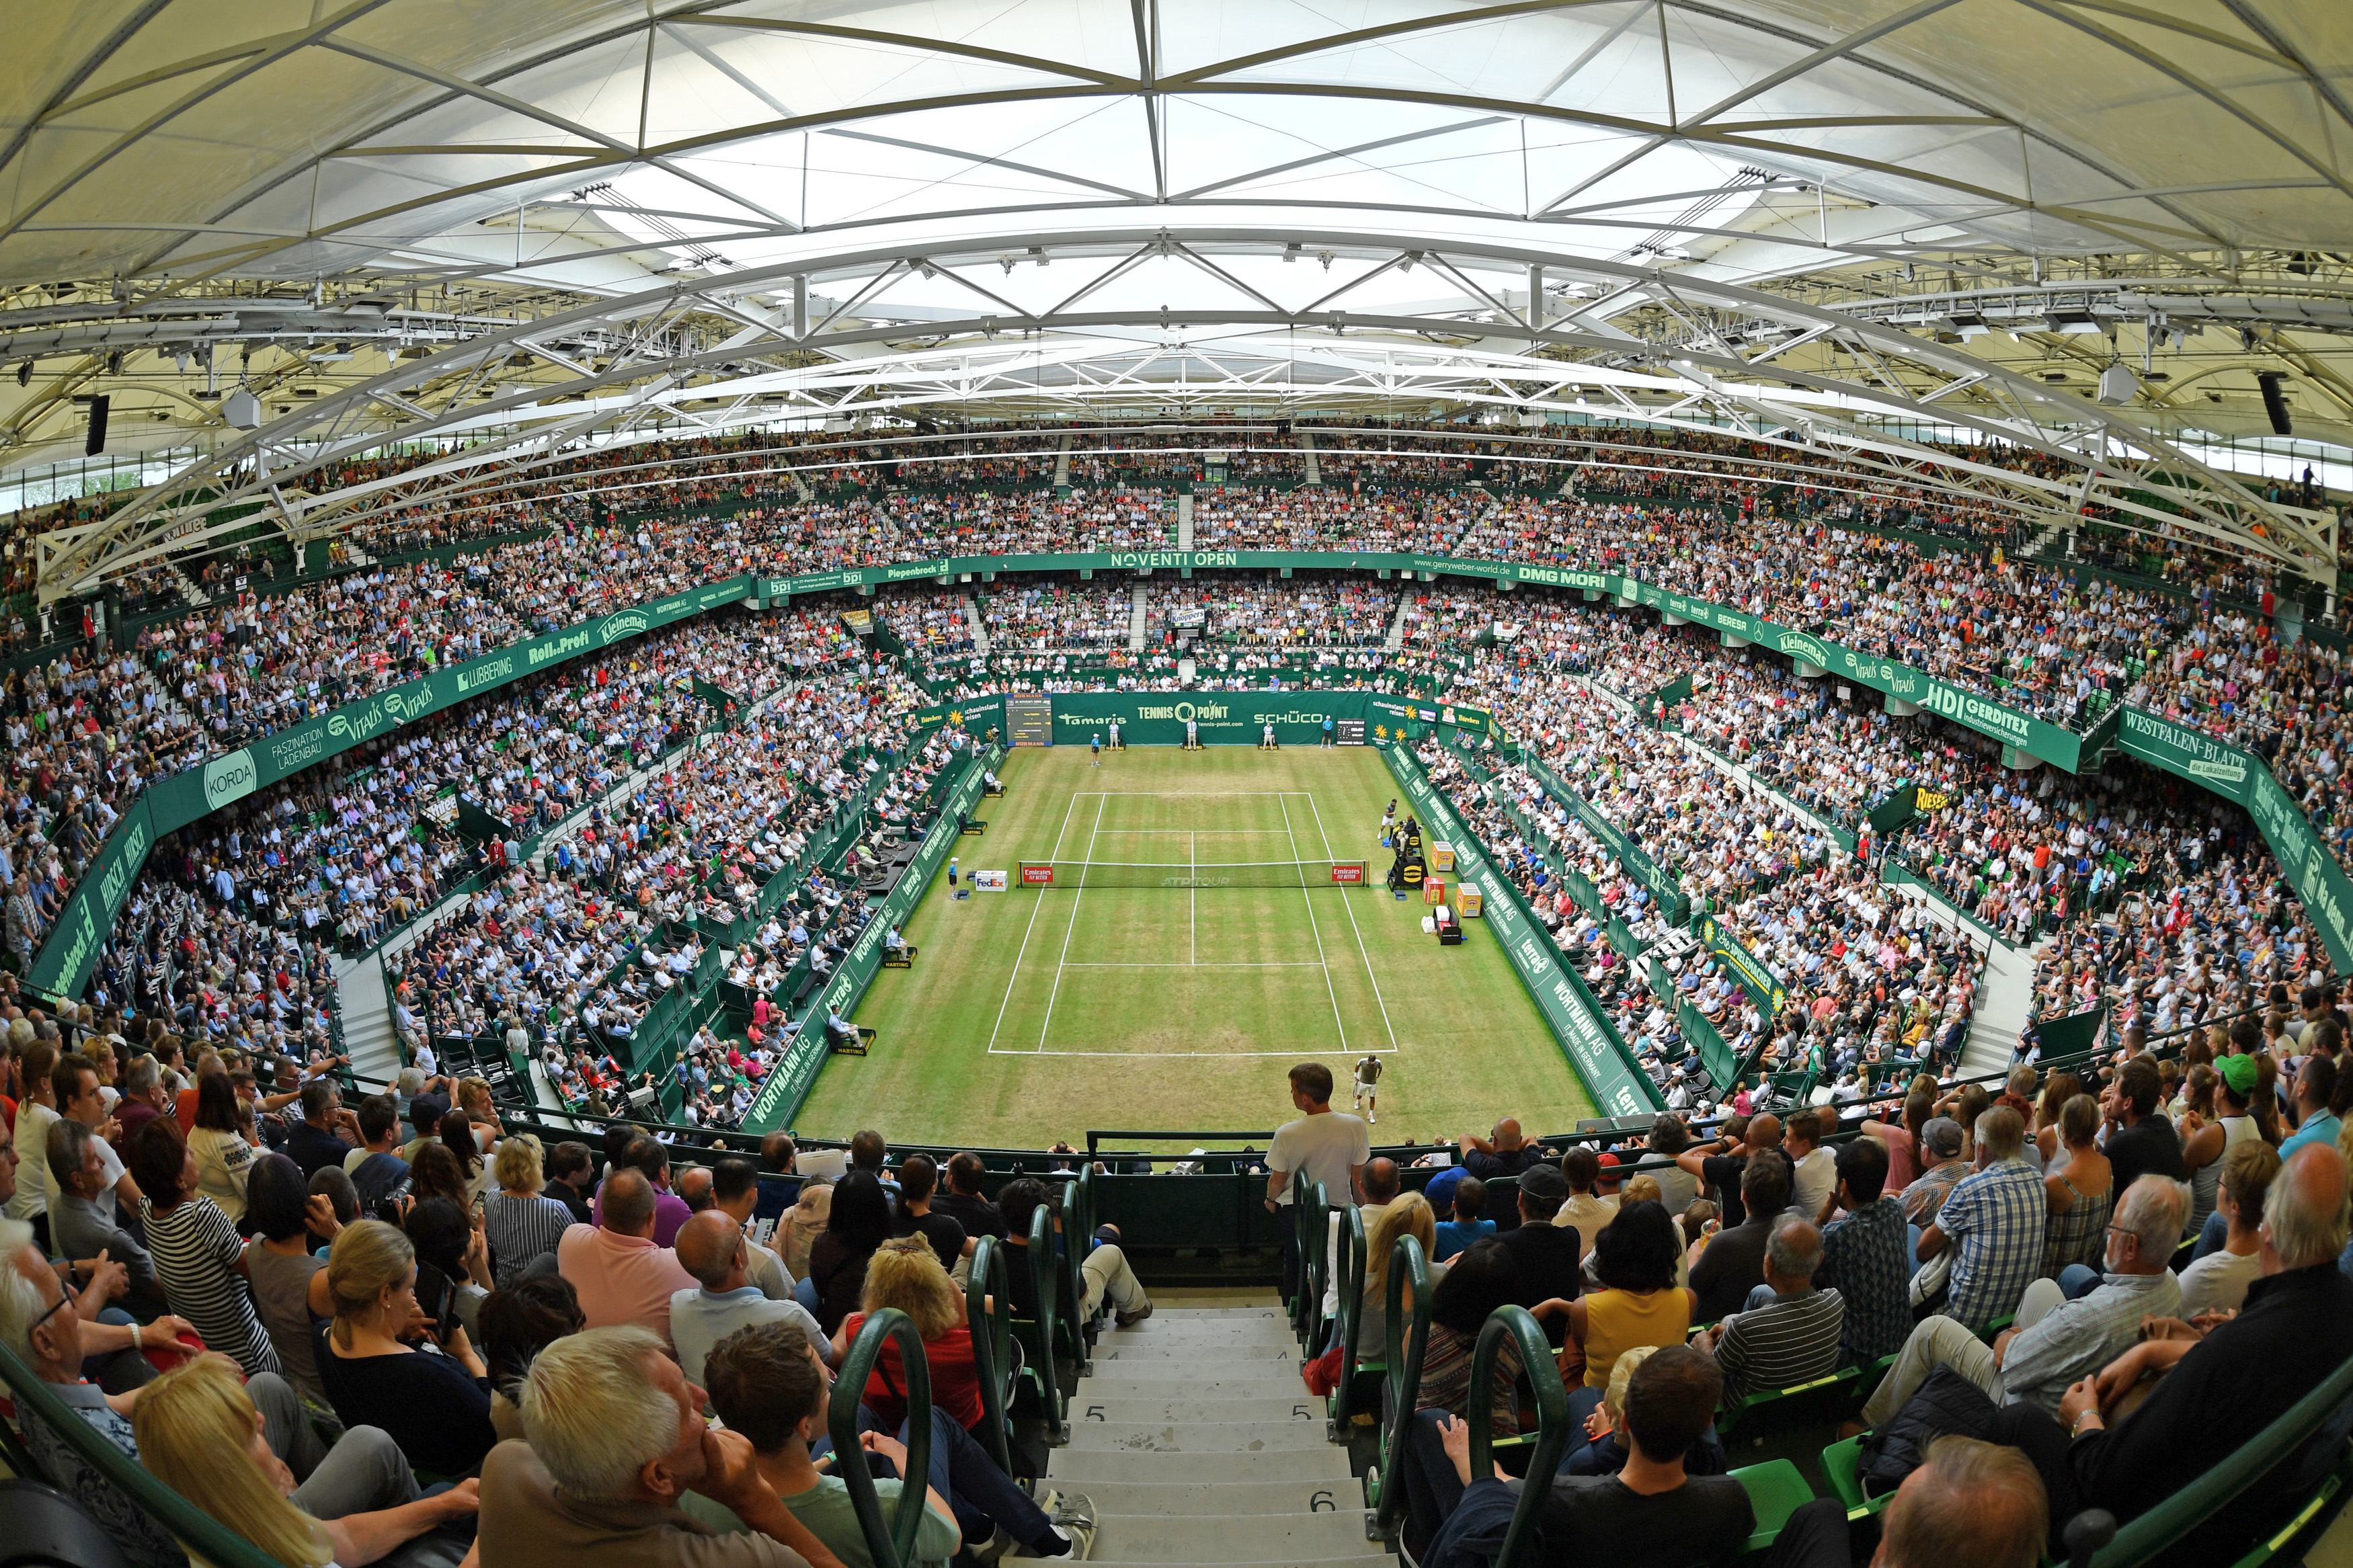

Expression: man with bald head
xmin=667 ymin=1208 xmax=827 ymax=1385
xmin=558 ymin=1166 xmax=698 ymax=1350
xmin=2033 ymin=1144 xmax=2353 ymax=1565
xmin=1677 ymin=1112 xmax=1782 ymax=1228
xmin=1458 ymin=1119 xmax=1547 ymax=1184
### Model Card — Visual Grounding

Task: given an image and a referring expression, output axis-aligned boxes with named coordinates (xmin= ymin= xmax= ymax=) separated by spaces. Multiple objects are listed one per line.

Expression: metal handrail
xmin=1370 ymin=1234 xmax=1433 ymax=1541
xmin=966 ymin=1235 xmax=1015 ymax=1474
xmin=1297 ymin=1175 xmax=1331 ymax=1351
xmin=0 ymin=1340 xmax=296 ymax=1567
xmin=1328 ymin=1202 xmax=1368 ymax=1439
xmin=1023 ymin=1198 xmax=1068 ymax=1443
xmin=1469 ymin=1305 xmax=1572 ymax=1568
xmin=830 ymin=1308 xmax=936 ymax=1568
xmin=2068 ymin=1344 xmax=2353 ymax=1568
xmin=1064 ymin=1163 xmax=1094 ymax=1377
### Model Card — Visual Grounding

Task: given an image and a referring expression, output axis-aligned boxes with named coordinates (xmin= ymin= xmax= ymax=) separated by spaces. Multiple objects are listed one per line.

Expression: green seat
xmin=1821 ymin=1435 xmax=1895 ymax=1519
xmin=1856 ymin=1352 xmax=1901 ymax=1407
xmin=1720 ymin=1366 xmax=1866 ymax=1448
xmin=2225 ymin=1464 xmax=2348 ymax=1568
xmin=1731 ymin=1459 xmax=1817 ymax=1553
xmin=1975 ymin=1314 xmax=2015 ymax=1344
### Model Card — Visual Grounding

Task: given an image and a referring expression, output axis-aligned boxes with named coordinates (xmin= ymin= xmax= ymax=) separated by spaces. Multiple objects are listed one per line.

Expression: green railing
xmin=1468 ymin=1305 xmax=1574 ymax=1568
xmin=965 ymin=1235 xmax=1016 ymax=1475
xmin=830 ymin=1308 xmax=936 ymax=1568
xmin=1021 ymin=1198 xmax=1068 ymax=1444
xmin=1291 ymin=1170 xmax=1328 ymax=1348
xmin=0 ymin=1340 xmax=294 ymax=1568
xmin=1370 ymin=1233 xmax=1433 ymax=1542
xmin=1328 ymin=1202 xmax=1369 ymax=1439
xmin=2067 ymin=1346 xmax=2353 ymax=1568
xmin=1058 ymin=1163 xmax=1097 ymax=1381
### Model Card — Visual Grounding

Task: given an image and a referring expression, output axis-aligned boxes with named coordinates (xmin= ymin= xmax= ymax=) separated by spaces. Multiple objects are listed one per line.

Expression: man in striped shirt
xmin=1698 ymin=1217 xmax=1845 ymax=1406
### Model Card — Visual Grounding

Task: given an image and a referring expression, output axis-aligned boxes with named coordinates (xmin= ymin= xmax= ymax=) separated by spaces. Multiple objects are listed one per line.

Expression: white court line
xmin=1035 ymin=792 xmax=1108 ymax=1053
xmin=1303 ymin=789 xmax=1400 ymax=1051
xmin=1279 ymin=792 xmax=1350 ymax=1055
xmin=1060 ymin=961 xmax=1332 ymax=968
xmin=1023 ymin=1048 xmax=1386 ymax=1058
xmin=984 ymin=789 xmax=1081 ymax=1056
xmin=1189 ymin=829 xmax=1195 ymax=966
xmin=1088 ymin=827 xmax=1294 ymax=834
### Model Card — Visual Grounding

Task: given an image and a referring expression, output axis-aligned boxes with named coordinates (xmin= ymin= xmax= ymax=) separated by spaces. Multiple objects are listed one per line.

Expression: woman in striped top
xmin=481 ymin=1134 xmax=574 ymax=1286
xmin=128 ymin=1118 xmax=280 ymax=1376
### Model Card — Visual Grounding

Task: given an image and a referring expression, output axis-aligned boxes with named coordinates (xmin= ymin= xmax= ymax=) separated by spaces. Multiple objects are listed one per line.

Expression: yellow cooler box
xmin=1458 ymin=885 xmax=1484 ymax=917
xmin=1431 ymin=840 xmax=1456 ymax=872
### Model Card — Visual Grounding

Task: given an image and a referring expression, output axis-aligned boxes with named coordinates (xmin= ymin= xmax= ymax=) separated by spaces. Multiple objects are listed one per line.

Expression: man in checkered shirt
xmin=1915 ymin=1106 xmax=2046 ymax=1331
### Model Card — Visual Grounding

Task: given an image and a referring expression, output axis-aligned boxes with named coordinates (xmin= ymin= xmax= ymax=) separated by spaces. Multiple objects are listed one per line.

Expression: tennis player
xmin=1352 ymin=1055 xmax=1384 ymax=1123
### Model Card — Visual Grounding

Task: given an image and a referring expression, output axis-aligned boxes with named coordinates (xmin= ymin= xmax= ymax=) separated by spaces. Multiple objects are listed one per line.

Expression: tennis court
xmin=793 ymin=743 xmax=1596 ymax=1147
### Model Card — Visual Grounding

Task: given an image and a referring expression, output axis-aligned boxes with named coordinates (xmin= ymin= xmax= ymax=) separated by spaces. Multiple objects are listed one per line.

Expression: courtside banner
xmin=1382 ymin=743 xmax=1662 ymax=1118
xmin=746 ymin=746 xmax=1000 ymax=1132
xmin=1021 ymin=864 xmax=1055 ymax=884
xmin=1330 ymin=864 xmax=1365 ymax=884
xmin=973 ymin=870 xmax=1009 ymax=891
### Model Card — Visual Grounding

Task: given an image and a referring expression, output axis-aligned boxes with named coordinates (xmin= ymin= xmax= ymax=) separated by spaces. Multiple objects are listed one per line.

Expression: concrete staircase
xmin=1054 ymin=434 xmax=1074 ymax=491
xmin=342 ymin=539 xmax=378 ymax=567
xmin=965 ymin=593 xmax=992 ymax=657
xmin=331 ymin=948 xmax=400 ymax=1083
xmin=1176 ymin=493 xmax=1194 ymax=550
xmin=1962 ymin=934 xmax=2038 ymax=1077
xmin=1300 ymin=431 xmax=1322 ymax=487
xmin=1128 ymin=584 xmax=1150 ymax=653
xmin=1384 ymin=594 xmax=1410 ymax=653
xmin=1045 ymin=1298 xmax=1390 ymax=1568
xmin=167 ymin=564 xmax=211 ymax=608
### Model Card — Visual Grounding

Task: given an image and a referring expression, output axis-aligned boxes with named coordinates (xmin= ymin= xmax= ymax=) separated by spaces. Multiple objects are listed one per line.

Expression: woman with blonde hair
xmin=133 ymin=1354 xmax=479 ymax=1567
xmin=481 ymin=1134 xmax=571 ymax=1286
xmin=777 ymin=1173 xmax=834 ymax=1279
xmin=834 ymin=1233 xmax=984 ymax=1434
xmin=1358 ymin=1191 xmax=1438 ymax=1359
xmin=313 ymin=1219 xmax=499 ymax=1478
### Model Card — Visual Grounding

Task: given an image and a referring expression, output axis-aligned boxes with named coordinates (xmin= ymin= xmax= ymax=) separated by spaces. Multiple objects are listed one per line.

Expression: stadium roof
xmin=7 ymin=0 xmax=2352 ymax=590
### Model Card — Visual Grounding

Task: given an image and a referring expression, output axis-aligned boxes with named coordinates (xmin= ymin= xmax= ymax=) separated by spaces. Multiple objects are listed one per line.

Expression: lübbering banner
xmin=30 ymin=547 xmax=2353 ymax=1002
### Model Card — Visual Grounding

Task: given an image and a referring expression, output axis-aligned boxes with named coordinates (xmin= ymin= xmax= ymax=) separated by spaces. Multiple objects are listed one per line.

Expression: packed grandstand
xmin=8 ymin=1 xmax=2353 ymax=1562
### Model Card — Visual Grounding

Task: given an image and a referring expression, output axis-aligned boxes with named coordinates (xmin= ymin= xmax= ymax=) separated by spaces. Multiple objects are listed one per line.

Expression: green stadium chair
xmin=1730 ymin=1458 xmax=1818 ymax=1554
xmin=1821 ymin=1434 xmax=1895 ymax=1520
xmin=1718 ymin=1366 xmax=1866 ymax=1449
xmin=2226 ymin=1462 xmax=2348 ymax=1568
xmin=1855 ymin=1352 xmax=1901 ymax=1409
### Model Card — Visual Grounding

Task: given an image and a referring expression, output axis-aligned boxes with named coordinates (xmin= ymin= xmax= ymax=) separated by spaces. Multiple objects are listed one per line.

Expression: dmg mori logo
xmin=204 ymin=749 xmax=259 ymax=809
xmin=598 ymin=609 xmax=651 ymax=645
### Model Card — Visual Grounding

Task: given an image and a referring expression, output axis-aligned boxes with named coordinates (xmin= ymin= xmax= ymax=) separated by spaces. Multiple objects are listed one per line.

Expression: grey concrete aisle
xmin=1039 ymin=1296 xmax=1394 ymax=1568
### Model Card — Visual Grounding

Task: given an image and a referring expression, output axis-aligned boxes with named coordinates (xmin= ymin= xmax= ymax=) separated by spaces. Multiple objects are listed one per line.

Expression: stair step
xmin=1061 ymin=1420 xmax=1336 ymax=1454
xmin=1075 ymin=1375 xmax=1312 ymax=1400
xmin=1091 ymin=1510 xmax=1378 ymax=1561
xmin=1132 ymin=1307 xmax=1287 ymax=1321
xmin=1092 ymin=1342 xmax=1295 ymax=1363
xmin=1080 ymin=1560 xmax=1393 ymax=1568
xmin=1047 ymin=1478 xmax=1364 ymax=1516
xmin=1069 ymin=1396 xmax=1324 ymax=1425
xmin=1103 ymin=1323 xmax=1298 ymax=1346
xmin=1047 ymin=1447 xmax=1353 ymax=1484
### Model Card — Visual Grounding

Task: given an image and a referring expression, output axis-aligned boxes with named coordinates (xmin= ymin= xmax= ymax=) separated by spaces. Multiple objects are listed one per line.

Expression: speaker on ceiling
xmin=83 ymin=395 xmax=109 ymax=456
xmin=2256 ymin=372 xmax=2292 ymax=436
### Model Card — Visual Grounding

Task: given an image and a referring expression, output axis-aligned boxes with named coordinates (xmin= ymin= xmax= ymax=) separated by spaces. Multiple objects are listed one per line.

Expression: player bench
xmin=828 ymin=1025 xmax=877 ymax=1056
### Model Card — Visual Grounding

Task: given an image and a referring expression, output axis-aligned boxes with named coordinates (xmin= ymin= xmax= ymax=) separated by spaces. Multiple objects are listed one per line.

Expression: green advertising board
xmin=1694 ymin=913 xmax=1788 ymax=1020
xmin=906 ymin=690 xmax=1474 ymax=749
xmin=1384 ymin=744 xmax=1662 ymax=1119
xmin=28 ymin=799 xmax=152 ymax=999
xmin=2116 ymin=708 xmax=2353 ymax=977
xmin=744 ymin=747 xmax=998 ymax=1132
xmin=1521 ymin=755 xmax=1688 ymax=923
xmin=1679 ymin=999 xmax=1745 ymax=1096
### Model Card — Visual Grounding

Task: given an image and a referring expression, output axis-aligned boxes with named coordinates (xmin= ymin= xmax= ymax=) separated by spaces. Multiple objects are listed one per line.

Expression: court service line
xmin=1035 ymin=792 xmax=1109 ymax=1053
xmin=1279 ymin=792 xmax=1350 ymax=1055
xmin=1303 ymin=790 xmax=1400 ymax=1051
xmin=1189 ymin=829 xmax=1196 ymax=966
xmin=984 ymin=789 xmax=1081 ymax=1057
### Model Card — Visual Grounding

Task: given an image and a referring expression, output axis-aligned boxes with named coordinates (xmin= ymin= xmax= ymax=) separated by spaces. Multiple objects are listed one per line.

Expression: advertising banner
xmin=1679 ymin=999 xmax=1746 ymax=1097
xmin=1384 ymin=743 xmax=1662 ymax=1118
xmin=1521 ymin=755 xmax=1687 ymax=923
xmin=971 ymin=870 xmax=1009 ymax=891
xmin=27 ymin=798 xmax=152 ymax=999
xmin=1694 ymin=913 xmax=1788 ymax=1020
xmin=745 ymin=748 xmax=998 ymax=1132
xmin=2116 ymin=709 xmax=2353 ymax=976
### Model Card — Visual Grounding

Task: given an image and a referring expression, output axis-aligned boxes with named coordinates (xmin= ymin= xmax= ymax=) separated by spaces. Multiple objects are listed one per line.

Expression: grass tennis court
xmin=794 ymin=743 xmax=1597 ymax=1149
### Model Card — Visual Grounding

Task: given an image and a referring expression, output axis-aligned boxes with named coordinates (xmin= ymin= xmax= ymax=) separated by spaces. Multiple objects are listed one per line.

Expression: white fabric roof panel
xmin=5 ymin=0 xmax=2348 ymax=293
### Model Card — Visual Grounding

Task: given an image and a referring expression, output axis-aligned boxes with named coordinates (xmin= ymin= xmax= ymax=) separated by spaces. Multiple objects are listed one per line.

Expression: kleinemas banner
xmin=1383 ymin=743 xmax=1662 ymax=1119
xmin=2116 ymin=710 xmax=2353 ymax=977
xmin=744 ymin=747 xmax=998 ymax=1133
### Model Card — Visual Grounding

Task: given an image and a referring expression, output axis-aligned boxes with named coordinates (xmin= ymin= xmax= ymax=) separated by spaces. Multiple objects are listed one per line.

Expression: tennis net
xmin=1019 ymin=860 xmax=1367 ymax=889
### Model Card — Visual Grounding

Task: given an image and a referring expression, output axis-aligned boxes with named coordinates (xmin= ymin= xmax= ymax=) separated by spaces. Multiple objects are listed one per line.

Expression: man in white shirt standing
xmin=1265 ymin=1063 xmax=1370 ymax=1306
